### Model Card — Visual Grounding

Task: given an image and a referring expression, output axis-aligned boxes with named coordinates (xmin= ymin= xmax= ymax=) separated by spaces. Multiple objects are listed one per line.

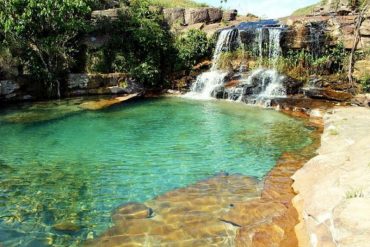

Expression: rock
xmin=292 ymin=107 xmax=370 ymax=247
xmin=112 ymin=203 xmax=153 ymax=222
xmin=0 ymin=80 xmax=20 ymax=96
xmin=282 ymin=77 xmax=304 ymax=95
xmin=79 ymin=93 xmax=139 ymax=110
xmin=185 ymin=8 xmax=209 ymax=25
xmin=91 ymin=8 xmax=126 ymax=20
xmin=351 ymin=94 xmax=370 ymax=107
xmin=207 ymin=8 xmax=222 ymax=23
xmin=67 ymin=74 xmax=89 ymax=89
xmin=303 ymin=88 xmax=353 ymax=101
xmin=353 ymin=59 xmax=370 ymax=81
xmin=222 ymin=9 xmax=238 ymax=21
xmin=163 ymin=8 xmax=185 ymax=25
xmin=67 ymin=73 xmax=143 ymax=96
xmin=52 ymin=221 xmax=81 ymax=233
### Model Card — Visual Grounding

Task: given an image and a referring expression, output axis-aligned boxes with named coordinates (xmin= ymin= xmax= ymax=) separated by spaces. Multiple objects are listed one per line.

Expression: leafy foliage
xmin=175 ymin=29 xmax=214 ymax=70
xmin=87 ymin=0 xmax=177 ymax=87
xmin=0 ymin=0 xmax=91 ymax=97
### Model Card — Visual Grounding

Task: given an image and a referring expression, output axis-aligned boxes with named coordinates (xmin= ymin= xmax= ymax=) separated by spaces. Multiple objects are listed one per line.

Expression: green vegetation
xmin=345 ymin=187 xmax=364 ymax=199
xmin=291 ymin=3 xmax=319 ymax=16
xmin=0 ymin=0 xmax=91 ymax=97
xmin=0 ymin=0 xmax=214 ymax=97
xmin=148 ymin=0 xmax=208 ymax=8
xmin=175 ymin=29 xmax=215 ymax=70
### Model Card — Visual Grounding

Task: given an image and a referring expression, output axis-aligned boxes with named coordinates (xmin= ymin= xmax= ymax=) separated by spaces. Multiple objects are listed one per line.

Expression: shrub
xmin=175 ymin=29 xmax=214 ymax=70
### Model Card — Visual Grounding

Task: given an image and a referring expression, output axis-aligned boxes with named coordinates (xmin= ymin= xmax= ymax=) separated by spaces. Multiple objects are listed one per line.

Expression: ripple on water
xmin=0 ymin=97 xmax=313 ymax=246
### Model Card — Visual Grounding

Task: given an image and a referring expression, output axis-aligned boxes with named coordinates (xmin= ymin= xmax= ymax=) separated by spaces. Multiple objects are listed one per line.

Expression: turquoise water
xmin=0 ymin=97 xmax=312 ymax=246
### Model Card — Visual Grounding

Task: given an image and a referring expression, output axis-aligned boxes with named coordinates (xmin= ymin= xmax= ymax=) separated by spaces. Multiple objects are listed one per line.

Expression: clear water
xmin=0 ymin=97 xmax=313 ymax=246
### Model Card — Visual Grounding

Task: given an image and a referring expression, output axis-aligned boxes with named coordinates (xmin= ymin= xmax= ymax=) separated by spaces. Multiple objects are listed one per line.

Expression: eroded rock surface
xmin=292 ymin=107 xmax=370 ymax=247
xmin=87 ymin=121 xmax=321 ymax=247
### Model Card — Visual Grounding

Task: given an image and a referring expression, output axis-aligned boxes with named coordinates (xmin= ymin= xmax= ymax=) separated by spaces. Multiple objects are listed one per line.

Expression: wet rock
xmin=303 ymin=88 xmax=353 ymax=102
xmin=79 ymin=93 xmax=139 ymax=110
xmin=53 ymin=221 xmax=81 ymax=233
xmin=163 ymin=8 xmax=185 ymax=25
xmin=185 ymin=8 xmax=209 ymax=25
xmin=112 ymin=203 xmax=153 ymax=222
xmin=0 ymin=80 xmax=20 ymax=99
xmin=282 ymin=77 xmax=304 ymax=95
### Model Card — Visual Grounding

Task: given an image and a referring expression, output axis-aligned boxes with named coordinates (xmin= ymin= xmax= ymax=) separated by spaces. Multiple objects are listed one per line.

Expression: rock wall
xmin=292 ymin=107 xmax=370 ymax=247
xmin=66 ymin=73 xmax=143 ymax=97
xmin=282 ymin=6 xmax=370 ymax=50
xmin=91 ymin=7 xmax=237 ymax=26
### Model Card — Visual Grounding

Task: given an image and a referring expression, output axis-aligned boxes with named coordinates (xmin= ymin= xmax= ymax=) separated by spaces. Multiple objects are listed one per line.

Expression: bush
xmin=175 ymin=29 xmax=214 ymax=70
xmin=0 ymin=0 xmax=91 ymax=98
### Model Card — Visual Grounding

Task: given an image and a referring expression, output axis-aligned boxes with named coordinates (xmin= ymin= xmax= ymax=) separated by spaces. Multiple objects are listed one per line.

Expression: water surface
xmin=0 ymin=97 xmax=312 ymax=246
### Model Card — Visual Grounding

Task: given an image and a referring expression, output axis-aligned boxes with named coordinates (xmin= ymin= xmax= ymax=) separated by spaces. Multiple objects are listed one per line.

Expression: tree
xmin=0 ymin=0 xmax=91 ymax=97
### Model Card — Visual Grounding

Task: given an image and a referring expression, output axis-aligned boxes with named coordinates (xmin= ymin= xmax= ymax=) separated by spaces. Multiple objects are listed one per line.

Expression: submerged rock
xmin=53 ymin=221 xmax=81 ymax=233
xmin=112 ymin=203 xmax=153 ymax=222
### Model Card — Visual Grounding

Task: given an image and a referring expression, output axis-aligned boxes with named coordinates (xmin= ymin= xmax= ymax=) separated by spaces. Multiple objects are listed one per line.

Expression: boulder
xmin=67 ymin=74 xmax=89 ymax=89
xmin=163 ymin=8 xmax=185 ymax=25
xmin=207 ymin=8 xmax=222 ymax=23
xmin=282 ymin=77 xmax=304 ymax=95
xmin=185 ymin=8 xmax=209 ymax=25
xmin=67 ymin=73 xmax=143 ymax=96
xmin=0 ymin=80 xmax=20 ymax=96
xmin=303 ymin=88 xmax=353 ymax=101
xmin=52 ymin=221 xmax=81 ymax=233
xmin=112 ymin=203 xmax=153 ymax=222
xmin=222 ymin=9 xmax=238 ymax=21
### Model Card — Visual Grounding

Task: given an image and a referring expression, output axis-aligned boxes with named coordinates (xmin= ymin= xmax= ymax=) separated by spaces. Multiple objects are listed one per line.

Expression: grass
xmin=345 ymin=188 xmax=364 ymax=199
xmin=148 ymin=0 xmax=209 ymax=8
xmin=291 ymin=3 xmax=320 ymax=16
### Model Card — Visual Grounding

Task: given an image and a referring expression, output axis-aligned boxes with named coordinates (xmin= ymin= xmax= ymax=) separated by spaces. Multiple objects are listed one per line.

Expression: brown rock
xmin=207 ymin=8 xmax=223 ymax=23
xmin=304 ymin=88 xmax=353 ymax=101
xmin=222 ymin=9 xmax=238 ymax=21
xmin=163 ymin=8 xmax=185 ymax=25
xmin=53 ymin=221 xmax=81 ymax=232
xmin=112 ymin=203 xmax=153 ymax=222
xmin=185 ymin=8 xmax=209 ymax=25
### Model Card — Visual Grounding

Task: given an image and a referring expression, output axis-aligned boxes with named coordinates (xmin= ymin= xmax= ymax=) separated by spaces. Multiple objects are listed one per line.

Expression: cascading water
xmin=186 ymin=20 xmax=287 ymax=104
xmin=268 ymin=28 xmax=282 ymax=64
xmin=185 ymin=29 xmax=238 ymax=99
xmin=228 ymin=25 xmax=286 ymax=102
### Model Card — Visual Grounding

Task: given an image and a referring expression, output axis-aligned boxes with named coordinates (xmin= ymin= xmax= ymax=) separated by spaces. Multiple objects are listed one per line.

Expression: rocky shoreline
xmin=292 ymin=106 xmax=370 ymax=247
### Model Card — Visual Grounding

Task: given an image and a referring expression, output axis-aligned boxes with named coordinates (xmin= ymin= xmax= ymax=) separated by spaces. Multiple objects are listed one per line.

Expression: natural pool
xmin=0 ymin=97 xmax=313 ymax=246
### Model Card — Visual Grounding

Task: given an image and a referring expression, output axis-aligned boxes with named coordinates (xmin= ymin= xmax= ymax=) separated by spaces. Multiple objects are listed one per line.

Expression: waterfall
xmin=268 ymin=28 xmax=282 ymax=66
xmin=185 ymin=29 xmax=238 ymax=99
xmin=255 ymin=28 xmax=264 ymax=61
xmin=185 ymin=20 xmax=287 ymax=104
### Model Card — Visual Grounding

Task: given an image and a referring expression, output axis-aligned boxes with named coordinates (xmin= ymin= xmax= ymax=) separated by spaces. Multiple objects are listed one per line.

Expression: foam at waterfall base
xmin=183 ymin=71 xmax=228 ymax=100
